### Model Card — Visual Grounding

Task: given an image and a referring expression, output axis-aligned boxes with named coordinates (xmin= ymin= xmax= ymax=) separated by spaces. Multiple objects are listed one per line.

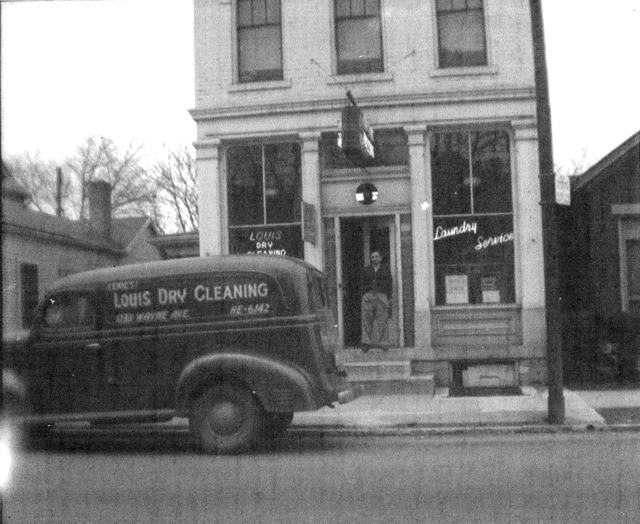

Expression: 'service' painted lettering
xmin=475 ymin=232 xmax=514 ymax=251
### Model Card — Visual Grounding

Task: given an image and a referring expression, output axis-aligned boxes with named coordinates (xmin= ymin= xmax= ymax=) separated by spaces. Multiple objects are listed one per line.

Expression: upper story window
xmin=431 ymin=131 xmax=515 ymax=306
xmin=436 ymin=0 xmax=487 ymax=68
xmin=237 ymin=0 xmax=283 ymax=83
xmin=335 ymin=0 xmax=384 ymax=75
xmin=320 ymin=128 xmax=408 ymax=169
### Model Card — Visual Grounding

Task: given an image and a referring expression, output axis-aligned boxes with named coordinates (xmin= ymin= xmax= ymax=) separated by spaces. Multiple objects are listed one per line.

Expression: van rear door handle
xmin=86 ymin=343 xmax=101 ymax=350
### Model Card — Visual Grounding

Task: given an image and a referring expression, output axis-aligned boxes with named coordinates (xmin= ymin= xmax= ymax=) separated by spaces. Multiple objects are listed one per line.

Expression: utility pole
xmin=56 ymin=167 xmax=63 ymax=217
xmin=530 ymin=0 xmax=565 ymax=424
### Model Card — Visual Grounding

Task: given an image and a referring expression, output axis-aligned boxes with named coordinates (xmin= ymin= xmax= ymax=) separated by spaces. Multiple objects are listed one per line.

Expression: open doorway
xmin=340 ymin=216 xmax=398 ymax=348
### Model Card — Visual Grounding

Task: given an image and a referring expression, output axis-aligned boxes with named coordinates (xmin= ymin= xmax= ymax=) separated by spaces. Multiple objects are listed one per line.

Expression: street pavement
xmin=291 ymin=387 xmax=640 ymax=432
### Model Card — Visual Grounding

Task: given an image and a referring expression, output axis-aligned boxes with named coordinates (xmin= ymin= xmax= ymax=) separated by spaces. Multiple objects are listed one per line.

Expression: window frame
xmin=429 ymin=129 xmax=517 ymax=307
xmin=236 ymin=0 xmax=284 ymax=84
xmin=435 ymin=0 xmax=488 ymax=70
xmin=334 ymin=0 xmax=385 ymax=76
xmin=41 ymin=291 xmax=98 ymax=334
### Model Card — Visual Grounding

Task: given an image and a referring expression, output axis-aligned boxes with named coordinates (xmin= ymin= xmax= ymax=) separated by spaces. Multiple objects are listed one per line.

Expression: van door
xmin=34 ymin=291 xmax=107 ymax=414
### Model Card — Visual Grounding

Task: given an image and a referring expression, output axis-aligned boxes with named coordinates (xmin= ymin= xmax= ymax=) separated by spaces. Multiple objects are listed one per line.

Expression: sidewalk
xmin=290 ymin=387 xmax=640 ymax=432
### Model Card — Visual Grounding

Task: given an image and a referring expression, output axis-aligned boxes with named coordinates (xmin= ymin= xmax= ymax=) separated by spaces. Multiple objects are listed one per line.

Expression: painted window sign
xmin=432 ymin=215 xmax=515 ymax=305
xmin=104 ymin=274 xmax=282 ymax=325
xmin=228 ymin=224 xmax=303 ymax=258
xmin=431 ymin=130 xmax=515 ymax=306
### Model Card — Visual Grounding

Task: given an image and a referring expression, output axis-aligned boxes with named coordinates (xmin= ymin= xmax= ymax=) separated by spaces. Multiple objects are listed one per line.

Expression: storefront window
xmin=431 ymin=131 xmax=515 ymax=305
xmin=227 ymin=142 xmax=303 ymax=258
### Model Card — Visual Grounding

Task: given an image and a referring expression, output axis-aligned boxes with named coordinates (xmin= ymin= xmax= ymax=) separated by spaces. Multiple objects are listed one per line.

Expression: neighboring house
xmin=149 ymin=231 xmax=199 ymax=259
xmin=559 ymin=130 xmax=640 ymax=383
xmin=190 ymin=1 xmax=548 ymax=388
xmin=2 ymin=171 xmax=164 ymax=335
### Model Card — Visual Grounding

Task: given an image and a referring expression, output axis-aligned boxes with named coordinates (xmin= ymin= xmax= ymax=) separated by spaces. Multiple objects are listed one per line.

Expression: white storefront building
xmin=191 ymin=0 xmax=547 ymax=387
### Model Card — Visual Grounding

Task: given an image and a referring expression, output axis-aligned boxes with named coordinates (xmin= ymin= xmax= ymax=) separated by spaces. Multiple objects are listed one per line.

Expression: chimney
xmin=88 ymin=180 xmax=112 ymax=241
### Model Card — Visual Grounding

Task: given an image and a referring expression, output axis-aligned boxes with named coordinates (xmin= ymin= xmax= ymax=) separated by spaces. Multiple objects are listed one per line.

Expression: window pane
xmin=20 ymin=263 xmax=39 ymax=328
xmin=336 ymin=17 xmax=383 ymax=74
xmin=227 ymin=145 xmax=264 ymax=225
xmin=431 ymin=132 xmax=471 ymax=216
xmin=365 ymin=0 xmax=380 ymax=15
xmin=433 ymin=215 xmax=515 ymax=305
xmin=627 ymin=240 xmax=640 ymax=297
xmin=336 ymin=0 xmax=350 ymax=18
xmin=253 ymin=0 xmax=267 ymax=25
xmin=266 ymin=0 xmax=280 ymax=23
xmin=264 ymin=143 xmax=302 ymax=224
xmin=351 ymin=0 xmax=365 ymax=17
xmin=238 ymin=25 xmax=283 ymax=82
xmin=438 ymin=10 xmax=487 ymax=68
xmin=238 ymin=0 xmax=253 ymax=27
xmin=44 ymin=294 xmax=95 ymax=328
xmin=470 ymin=131 xmax=512 ymax=214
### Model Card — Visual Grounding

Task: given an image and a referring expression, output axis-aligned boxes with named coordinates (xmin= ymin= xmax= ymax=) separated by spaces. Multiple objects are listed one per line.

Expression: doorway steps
xmin=338 ymin=348 xmax=435 ymax=395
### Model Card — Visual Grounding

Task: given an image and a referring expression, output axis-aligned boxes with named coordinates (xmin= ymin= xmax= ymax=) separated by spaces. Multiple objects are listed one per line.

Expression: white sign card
xmin=445 ymin=275 xmax=469 ymax=304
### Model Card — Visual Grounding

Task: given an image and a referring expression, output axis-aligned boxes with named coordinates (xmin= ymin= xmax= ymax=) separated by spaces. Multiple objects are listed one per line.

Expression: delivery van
xmin=3 ymin=255 xmax=362 ymax=453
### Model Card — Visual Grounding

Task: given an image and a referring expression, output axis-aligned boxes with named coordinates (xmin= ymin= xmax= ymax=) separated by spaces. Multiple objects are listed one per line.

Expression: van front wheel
xmin=190 ymin=382 xmax=266 ymax=454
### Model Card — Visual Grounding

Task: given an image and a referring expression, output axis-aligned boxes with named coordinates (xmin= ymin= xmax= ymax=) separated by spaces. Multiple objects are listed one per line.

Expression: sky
xmin=1 ymin=0 xmax=639 ymax=172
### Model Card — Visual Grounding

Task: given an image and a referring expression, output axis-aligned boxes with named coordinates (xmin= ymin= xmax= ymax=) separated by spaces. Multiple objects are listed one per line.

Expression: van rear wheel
xmin=190 ymin=382 xmax=266 ymax=454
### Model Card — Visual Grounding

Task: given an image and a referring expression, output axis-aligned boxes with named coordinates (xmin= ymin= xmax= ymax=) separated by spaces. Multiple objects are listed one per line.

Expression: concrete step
xmin=348 ymin=375 xmax=435 ymax=395
xmin=345 ymin=361 xmax=411 ymax=381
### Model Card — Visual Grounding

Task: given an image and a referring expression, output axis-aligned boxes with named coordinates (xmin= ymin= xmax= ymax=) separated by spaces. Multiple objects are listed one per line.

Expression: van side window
xmin=308 ymin=274 xmax=327 ymax=312
xmin=44 ymin=294 xmax=96 ymax=330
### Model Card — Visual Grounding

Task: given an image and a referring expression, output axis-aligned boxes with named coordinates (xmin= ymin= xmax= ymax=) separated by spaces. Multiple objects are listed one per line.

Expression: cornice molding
xmin=189 ymin=87 xmax=536 ymax=122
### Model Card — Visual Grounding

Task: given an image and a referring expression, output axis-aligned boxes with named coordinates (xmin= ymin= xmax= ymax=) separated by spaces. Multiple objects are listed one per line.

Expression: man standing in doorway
xmin=360 ymin=250 xmax=393 ymax=352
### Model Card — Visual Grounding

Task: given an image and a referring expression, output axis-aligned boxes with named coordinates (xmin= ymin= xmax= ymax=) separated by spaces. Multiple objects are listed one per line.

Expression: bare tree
xmin=64 ymin=136 xmax=155 ymax=220
xmin=4 ymin=152 xmax=74 ymax=217
xmin=150 ymin=145 xmax=199 ymax=233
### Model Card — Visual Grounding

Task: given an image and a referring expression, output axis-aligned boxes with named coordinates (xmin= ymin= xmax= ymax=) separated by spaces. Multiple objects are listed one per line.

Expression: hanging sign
xmin=339 ymin=91 xmax=375 ymax=165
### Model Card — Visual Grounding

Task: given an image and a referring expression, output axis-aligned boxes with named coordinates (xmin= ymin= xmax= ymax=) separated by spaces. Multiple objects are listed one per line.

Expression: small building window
xmin=335 ymin=0 xmax=384 ymax=75
xmin=237 ymin=0 xmax=283 ymax=82
xmin=20 ymin=263 xmax=39 ymax=328
xmin=625 ymin=239 xmax=640 ymax=311
xmin=320 ymin=128 xmax=408 ymax=169
xmin=436 ymin=0 xmax=487 ymax=68
xmin=431 ymin=131 xmax=514 ymax=306
xmin=227 ymin=142 xmax=303 ymax=258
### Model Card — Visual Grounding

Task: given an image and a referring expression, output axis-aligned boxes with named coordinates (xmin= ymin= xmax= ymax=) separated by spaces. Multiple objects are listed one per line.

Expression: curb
xmin=287 ymin=423 xmax=640 ymax=437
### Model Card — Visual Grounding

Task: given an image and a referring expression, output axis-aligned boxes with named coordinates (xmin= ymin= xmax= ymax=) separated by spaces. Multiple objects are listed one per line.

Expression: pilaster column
xmin=407 ymin=125 xmax=431 ymax=349
xmin=513 ymin=120 xmax=545 ymax=309
xmin=300 ymin=132 xmax=324 ymax=270
xmin=194 ymin=138 xmax=222 ymax=257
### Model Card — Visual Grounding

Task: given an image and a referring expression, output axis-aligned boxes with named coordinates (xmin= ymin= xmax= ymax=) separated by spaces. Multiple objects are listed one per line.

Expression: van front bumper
xmin=337 ymin=384 xmax=365 ymax=404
